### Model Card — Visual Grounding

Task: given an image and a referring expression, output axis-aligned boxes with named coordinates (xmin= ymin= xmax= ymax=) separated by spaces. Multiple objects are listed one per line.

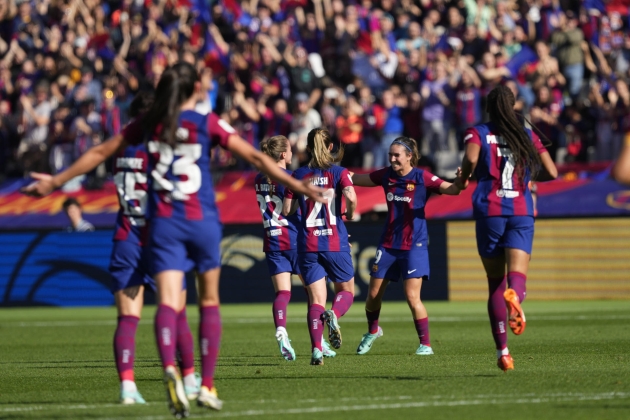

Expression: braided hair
xmin=486 ymin=85 xmax=541 ymax=185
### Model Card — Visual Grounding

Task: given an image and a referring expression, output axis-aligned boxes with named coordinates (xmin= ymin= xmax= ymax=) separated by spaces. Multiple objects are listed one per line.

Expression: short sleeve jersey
xmin=285 ymin=165 xmax=353 ymax=252
xmin=254 ymin=169 xmax=300 ymax=252
xmin=126 ymin=111 xmax=235 ymax=222
xmin=369 ymin=167 xmax=444 ymax=250
xmin=464 ymin=122 xmax=547 ymax=218
xmin=113 ymin=118 xmax=150 ymax=245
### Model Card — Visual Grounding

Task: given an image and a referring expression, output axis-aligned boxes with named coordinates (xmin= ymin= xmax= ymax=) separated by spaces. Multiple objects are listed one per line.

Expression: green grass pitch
xmin=1 ymin=300 xmax=629 ymax=419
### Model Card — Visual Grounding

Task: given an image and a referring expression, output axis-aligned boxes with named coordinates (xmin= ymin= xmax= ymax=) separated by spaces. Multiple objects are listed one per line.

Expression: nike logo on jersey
xmin=388 ymin=182 xmax=396 ymax=186
xmin=408 ymin=269 xmax=417 ymax=274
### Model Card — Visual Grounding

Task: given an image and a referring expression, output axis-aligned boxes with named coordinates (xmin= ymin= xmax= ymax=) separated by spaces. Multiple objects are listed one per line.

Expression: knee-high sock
xmin=331 ymin=291 xmax=353 ymax=318
xmin=366 ymin=309 xmax=380 ymax=334
xmin=307 ymin=304 xmax=325 ymax=351
xmin=414 ymin=317 xmax=430 ymax=346
xmin=155 ymin=305 xmax=178 ymax=369
xmin=114 ymin=315 xmax=139 ymax=382
xmin=199 ymin=306 xmax=221 ymax=389
xmin=273 ymin=291 xmax=291 ymax=329
xmin=507 ymin=271 xmax=527 ymax=303
xmin=488 ymin=276 xmax=508 ymax=350
xmin=176 ymin=308 xmax=195 ymax=377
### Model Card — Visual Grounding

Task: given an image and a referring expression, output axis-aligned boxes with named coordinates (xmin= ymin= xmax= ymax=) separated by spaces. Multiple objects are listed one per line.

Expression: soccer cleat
xmin=163 ymin=366 xmax=190 ymax=419
xmin=497 ymin=354 xmax=514 ymax=372
xmin=322 ymin=340 xmax=337 ymax=357
xmin=504 ymin=288 xmax=526 ymax=335
xmin=184 ymin=373 xmax=201 ymax=401
xmin=276 ymin=329 xmax=296 ymax=361
xmin=310 ymin=348 xmax=324 ymax=365
xmin=415 ymin=344 xmax=434 ymax=355
xmin=356 ymin=326 xmax=384 ymax=355
xmin=120 ymin=389 xmax=146 ymax=405
xmin=197 ymin=386 xmax=223 ymax=411
xmin=322 ymin=310 xmax=342 ymax=349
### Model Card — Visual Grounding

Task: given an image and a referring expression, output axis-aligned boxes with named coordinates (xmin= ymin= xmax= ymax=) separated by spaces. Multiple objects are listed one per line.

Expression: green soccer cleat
xmin=197 ymin=386 xmax=223 ymax=411
xmin=184 ymin=373 xmax=201 ymax=401
xmin=310 ymin=348 xmax=324 ymax=365
xmin=322 ymin=340 xmax=336 ymax=357
xmin=356 ymin=326 xmax=383 ymax=355
xmin=276 ymin=329 xmax=296 ymax=361
xmin=163 ymin=366 xmax=190 ymax=419
xmin=322 ymin=310 xmax=342 ymax=349
xmin=415 ymin=344 xmax=434 ymax=355
xmin=120 ymin=389 xmax=146 ymax=405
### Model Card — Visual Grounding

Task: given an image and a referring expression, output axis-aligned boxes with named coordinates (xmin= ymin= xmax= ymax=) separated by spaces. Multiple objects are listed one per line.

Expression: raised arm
xmin=22 ymin=133 xmax=126 ymax=196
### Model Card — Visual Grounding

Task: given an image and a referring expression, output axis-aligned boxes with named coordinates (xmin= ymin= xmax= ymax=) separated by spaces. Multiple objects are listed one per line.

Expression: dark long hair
xmin=142 ymin=62 xmax=198 ymax=147
xmin=486 ymin=85 xmax=541 ymax=184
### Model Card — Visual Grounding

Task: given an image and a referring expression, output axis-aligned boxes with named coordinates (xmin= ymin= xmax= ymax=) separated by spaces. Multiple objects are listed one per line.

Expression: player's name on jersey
xmin=255 ymin=183 xmax=276 ymax=192
xmin=116 ymin=157 xmax=144 ymax=169
xmin=310 ymin=177 xmax=329 ymax=186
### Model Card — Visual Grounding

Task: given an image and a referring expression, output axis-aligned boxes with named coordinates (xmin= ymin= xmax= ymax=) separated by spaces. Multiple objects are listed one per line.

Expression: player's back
xmin=465 ymin=122 xmax=539 ymax=218
xmin=255 ymin=170 xmax=299 ymax=252
xmin=146 ymin=110 xmax=234 ymax=222
xmin=291 ymin=164 xmax=353 ymax=253
xmin=113 ymin=141 xmax=149 ymax=245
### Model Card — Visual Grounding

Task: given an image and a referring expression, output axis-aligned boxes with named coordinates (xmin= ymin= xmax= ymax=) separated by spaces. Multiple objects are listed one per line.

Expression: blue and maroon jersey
xmin=464 ymin=122 xmax=547 ymax=218
xmin=112 ymin=131 xmax=149 ymax=245
xmin=126 ymin=111 xmax=235 ymax=221
xmin=255 ymin=169 xmax=300 ymax=252
xmin=455 ymin=85 xmax=482 ymax=126
xmin=369 ymin=167 xmax=444 ymax=251
xmin=285 ymin=165 xmax=353 ymax=253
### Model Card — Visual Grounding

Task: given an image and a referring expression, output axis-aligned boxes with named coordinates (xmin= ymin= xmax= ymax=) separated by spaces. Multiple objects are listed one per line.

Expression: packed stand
xmin=1 ymin=0 xmax=628 ymax=183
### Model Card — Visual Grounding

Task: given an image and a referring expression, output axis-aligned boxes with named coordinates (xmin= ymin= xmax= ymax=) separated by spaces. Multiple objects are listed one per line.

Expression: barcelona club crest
xmin=407 ymin=184 xmax=415 ymax=191
xmin=372 ymin=264 xmax=378 ymax=272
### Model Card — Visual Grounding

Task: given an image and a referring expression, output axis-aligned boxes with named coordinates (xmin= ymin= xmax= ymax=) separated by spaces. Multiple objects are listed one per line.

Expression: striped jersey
xmin=113 ymin=126 xmax=150 ymax=245
xmin=464 ymin=122 xmax=547 ymax=218
xmin=285 ymin=165 xmax=353 ymax=253
xmin=125 ymin=111 xmax=235 ymax=222
xmin=254 ymin=169 xmax=300 ymax=252
xmin=369 ymin=167 xmax=444 ymax=251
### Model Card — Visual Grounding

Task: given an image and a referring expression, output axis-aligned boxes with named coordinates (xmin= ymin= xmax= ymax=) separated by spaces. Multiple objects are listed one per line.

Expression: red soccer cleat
xmin=504 ymin=288 xmax=526 ymax=335
xmin=497 ymin=354 xmax=514 ymax=372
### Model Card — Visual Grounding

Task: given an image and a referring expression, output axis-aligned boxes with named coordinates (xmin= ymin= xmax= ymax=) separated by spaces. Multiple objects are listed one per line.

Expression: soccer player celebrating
xmin=351 ymin=137 xmax=463 ymax=356
xmin=283 ymin=128 xmax=358 ymax=366
xmin=256 ymin=135 xmax=337 ymax=361
xmin=456 ymin=85 xmax=557 ymax=372
xmin=23 ymin=62 xmax=325 ymax=417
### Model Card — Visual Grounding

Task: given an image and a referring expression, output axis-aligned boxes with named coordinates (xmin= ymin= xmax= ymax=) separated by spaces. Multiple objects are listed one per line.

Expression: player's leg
xmin=195 ymin=267 xmax=223 ymax=410
xmin=299 ymin=252 xmax=328 ymax=365
xmin=271 ymin=270 xmax=296 ymax=361
xmin=321 ymin=252 xmax=356 ymax=349
xmin=357 ymin=277 xmax=388 ymax=355
xmin=114 ymin=285 xmax=145 ymax=404
xmin=403 ymin=277 xmax=433 ymax=355
xmin=176 ymin=289 xmax=200 ymax=401
xmin=477 ymin=216 xmax=513 ymax=371
xmin=503 ymin=216 xmax=535 ymax=336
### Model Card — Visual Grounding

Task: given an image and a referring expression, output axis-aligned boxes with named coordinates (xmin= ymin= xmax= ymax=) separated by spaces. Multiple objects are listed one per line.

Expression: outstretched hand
xmin=454 ymin=167 xmax=469 ymax=190
xmin=298 ymin=178 xmax=327 ymax=203
xmin=21 ymin=172 xmax=56 ymax=197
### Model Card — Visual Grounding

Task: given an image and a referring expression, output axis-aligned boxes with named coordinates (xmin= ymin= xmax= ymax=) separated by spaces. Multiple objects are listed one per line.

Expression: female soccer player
xmin=457 ymin=85 xmax=557 ymax=371
xmin=23 ymin=62 xmax=325 ymax=417
xmin=256 ymin=135 xmax=337 ymax=361
xmin=110 ymin=92 xmax=199 ymax=405
xmin=351 ymin=137 xmax=463 ymax=356
xmin=282 ymin=128 xmax=358 ymax=366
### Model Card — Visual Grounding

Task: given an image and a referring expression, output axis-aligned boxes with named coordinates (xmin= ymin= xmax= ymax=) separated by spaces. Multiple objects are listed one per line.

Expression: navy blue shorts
xmin=149 ymin=217 xmax=222 ymax=275
xmin=265 ymin=249 xmax=301 ymax=276
xmin=298 ymin=251 xmax=354 ymax=285
xmin=476 ymin=216 xmax=534 ymax=258
xmin=370 ymin=245 xmax=430 ymax=282
xmin=109 ymin=239 xmax=155 ymax=293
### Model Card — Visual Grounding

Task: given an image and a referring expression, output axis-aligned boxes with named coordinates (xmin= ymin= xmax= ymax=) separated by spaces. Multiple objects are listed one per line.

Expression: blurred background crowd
xmin=0 ymin=0 xmax=628 ymax=184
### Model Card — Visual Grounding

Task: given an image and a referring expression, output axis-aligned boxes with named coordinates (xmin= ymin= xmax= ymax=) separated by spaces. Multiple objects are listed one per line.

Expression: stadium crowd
xmin=0 ymin=0 xmax=628 ymax=182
